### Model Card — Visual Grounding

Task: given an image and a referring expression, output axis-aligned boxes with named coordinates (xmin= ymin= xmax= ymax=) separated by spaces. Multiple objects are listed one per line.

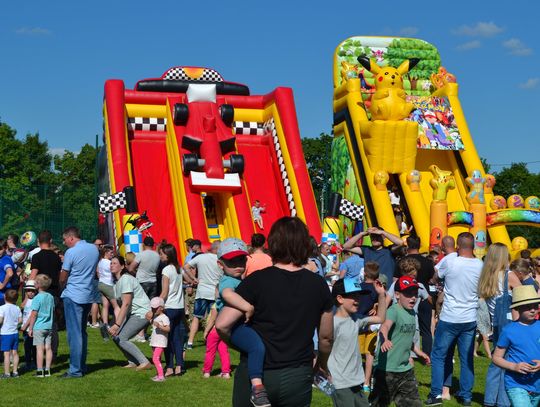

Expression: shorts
xmin=98 ymin=282 xmax=115 ymax=300
xmin=193 ymin=298 xmax=215 ymax=319
xmin=358 ymin=331 xmax=377 ymax=355
xmin=369 ymin=369 xmax=422 ymax=407
xmin=33 ymin=329 xmax=53 ymax=346
xmin=0 ymin=333 xmax=19 ymax=351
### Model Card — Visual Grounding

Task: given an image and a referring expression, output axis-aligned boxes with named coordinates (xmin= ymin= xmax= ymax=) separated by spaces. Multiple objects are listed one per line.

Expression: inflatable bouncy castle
xmin=327 ymin=36 xmax=540 ymax=257
xmin=98 ymin=67 xmax=321 ymax=259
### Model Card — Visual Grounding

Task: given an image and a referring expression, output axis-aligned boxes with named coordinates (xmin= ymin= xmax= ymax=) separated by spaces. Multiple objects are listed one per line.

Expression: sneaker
xmin=11 ymin=372 xmax=19 ymax=378
xmin=202 ymin=372 xmax=210 ymax=379
xmin=151 ymin=375 xmax=165 ymax=382
xmin=250 ymin=387 xmax=271 ymax=407
xmin=88 ymin=322 xmax=100 ymax=328
xmin=425 ymin=395 xmax=443 ymax=406
xmin=44 ymin=369 xmax=51 ymax=377
xmin=362 ymin=385 xmax=371 ymax=393
xmin=35 ymin=370 xmax=45 ymax=378
xmin=0 ymin=374 xmax=11 ymax=379
xmin=186 ymin=343 xmax=193 ymax=350
xmin=220 ymin=372 xmax=231 ymax=379
xmin=130 ymin=335 xmax=146 ymax=343
xmin=455 ymin=396 xmax=472 ymax=406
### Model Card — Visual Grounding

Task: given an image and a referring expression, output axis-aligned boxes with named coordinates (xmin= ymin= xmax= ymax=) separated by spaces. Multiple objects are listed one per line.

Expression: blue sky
xmin=1 ymin=1 xmax=539 ymax=172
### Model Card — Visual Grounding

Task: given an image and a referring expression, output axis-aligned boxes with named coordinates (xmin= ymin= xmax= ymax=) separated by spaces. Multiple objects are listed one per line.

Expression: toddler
xmin=0 ymin=289 xmax=22 ymax=378
xmin=20 ymin=280 xmax=37 ymax=370
xmin=149 ymin=297 xmax=170 ymax=382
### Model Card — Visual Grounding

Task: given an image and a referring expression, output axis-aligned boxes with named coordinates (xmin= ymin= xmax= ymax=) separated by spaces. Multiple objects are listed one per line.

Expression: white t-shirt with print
xmin=188 ymin=253 xmax=222 ymax=300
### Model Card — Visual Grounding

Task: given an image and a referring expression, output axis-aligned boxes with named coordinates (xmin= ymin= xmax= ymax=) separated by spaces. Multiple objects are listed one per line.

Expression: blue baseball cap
xmin=333 ymin=278 xmax=370 ymax=298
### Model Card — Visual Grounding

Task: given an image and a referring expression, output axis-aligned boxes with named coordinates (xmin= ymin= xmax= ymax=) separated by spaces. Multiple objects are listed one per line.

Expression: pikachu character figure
xmin=429 ymin=165 xmax=455 ymax=201
xmin=357 ymin=55 xmax=420 ymax=121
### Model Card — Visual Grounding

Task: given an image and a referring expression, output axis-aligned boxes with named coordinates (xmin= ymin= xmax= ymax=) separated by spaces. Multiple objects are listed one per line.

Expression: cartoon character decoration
xmin=406 ymin=169 xmax=421 ymax=192
xmin=357 ymin=56 xmax=420 ymax=121
xmin=474 ymin=230 xmax=487 ymax=258
xmin=430 ymin=227 xmax=443 ymax=249
xmin=490 ymin=196 xmax=507 ymax=210
xmin=20 ymin=231 xmax=37 ymax=248
xmin=429 ymin=165 xmax=455 ymax=201
xmin=511 ymin=236 xmax=528 ymax=251
xmin=341 ymin=61 xmax=360 ymax=82
xmin=466 ymin=170 xmax=486 ymax=204
xmin=430 ymin=67 xmax=457 ymax=90
xmin=373 ymin=170 xmax=389 ymax=191
xmin=508 ymin=195 xmax=525 ymax=208
xmin=525 ymin=196 xmax=540 ymax=210
xmin=485 ymin=174 xmax=496 ymax=192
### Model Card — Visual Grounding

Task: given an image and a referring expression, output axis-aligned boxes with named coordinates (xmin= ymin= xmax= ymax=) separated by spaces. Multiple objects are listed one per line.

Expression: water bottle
xmin=314 ymin=372 xmax=335 ymax=396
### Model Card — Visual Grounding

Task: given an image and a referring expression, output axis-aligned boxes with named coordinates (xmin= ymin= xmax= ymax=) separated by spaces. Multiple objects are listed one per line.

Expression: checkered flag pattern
xmin=233 ymin=121 xmax=265 ymax=135
xmin=124 ymin=230 xmax=143 ymax=253
xmin=264 ymin=119 xmax=297 ymax=217
xmin=127 ymin=117 xmax=167 ymax=132
xmin=163 ymin=67 xmax=223 ymax=82
xmin=98 ymin=191 xmax=126 ymax=214
xmin=339 ymin=198 xmax=365 ymax=221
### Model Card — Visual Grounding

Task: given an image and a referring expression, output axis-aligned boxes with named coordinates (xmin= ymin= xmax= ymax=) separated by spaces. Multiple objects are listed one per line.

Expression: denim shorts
xmin=0 ymin=333 xmax=19 ymax=351
xmin=33 ymin=329 xmax=53 ymax=346
xmin=193 ymin=299 xmax=215 ymax=318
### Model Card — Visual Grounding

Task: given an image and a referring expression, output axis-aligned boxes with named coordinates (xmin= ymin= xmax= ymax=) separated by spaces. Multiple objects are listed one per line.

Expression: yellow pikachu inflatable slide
xmin=328 ymin=36 xmax=540 ymax=257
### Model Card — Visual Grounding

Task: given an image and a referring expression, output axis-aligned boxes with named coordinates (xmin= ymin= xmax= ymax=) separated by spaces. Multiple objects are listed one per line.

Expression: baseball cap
xmin=333 ymin=278 xmax=370 ymax=299
xmin=24 ymin=280 xmax=37 ymax=290
xmin=150 ymin=297 xmax=164 ymax=308
xmin=395 ymin=276 xmax=419 ymax=294
xmin=217 ymin=238 xmax=248 ymax=260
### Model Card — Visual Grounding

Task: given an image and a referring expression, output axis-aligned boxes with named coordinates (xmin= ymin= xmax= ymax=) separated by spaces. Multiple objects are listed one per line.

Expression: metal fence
xmin=0 ymin=183 xmax=97 ymax=247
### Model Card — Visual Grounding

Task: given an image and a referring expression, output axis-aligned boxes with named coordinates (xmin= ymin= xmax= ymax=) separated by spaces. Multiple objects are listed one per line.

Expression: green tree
xmin=53 ymin=144 xmax=98 ymax=241
xmin=302 ymin=133 xmax=332 ymax=213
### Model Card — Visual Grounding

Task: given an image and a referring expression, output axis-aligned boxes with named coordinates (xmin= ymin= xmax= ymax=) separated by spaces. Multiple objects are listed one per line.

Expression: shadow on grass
xmin=417 ymin=378 xmax=485 ymax=405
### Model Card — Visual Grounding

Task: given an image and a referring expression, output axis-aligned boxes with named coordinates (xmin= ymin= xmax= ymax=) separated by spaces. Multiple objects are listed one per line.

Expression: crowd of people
xmin=0 ymin=220 xmax=539 ymax=407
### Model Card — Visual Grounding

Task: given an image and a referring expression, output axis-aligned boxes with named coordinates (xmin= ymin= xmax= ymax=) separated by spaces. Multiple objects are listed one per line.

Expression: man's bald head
xmin=441 ymin=236 xmax=455 ymax=254
xmin=457 ymin=232 xmax=475 ymax=251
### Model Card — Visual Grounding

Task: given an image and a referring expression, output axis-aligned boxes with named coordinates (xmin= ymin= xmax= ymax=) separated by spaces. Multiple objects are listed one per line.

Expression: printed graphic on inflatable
xmin=407 ymin=96 xmax=464 ymax=150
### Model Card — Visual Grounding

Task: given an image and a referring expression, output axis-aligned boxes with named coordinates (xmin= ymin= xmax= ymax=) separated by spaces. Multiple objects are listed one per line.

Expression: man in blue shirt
xmin=339 ymin=250 xmax=365 ymax=280
xmin=59 ymin=226 xmax=99 ymax=378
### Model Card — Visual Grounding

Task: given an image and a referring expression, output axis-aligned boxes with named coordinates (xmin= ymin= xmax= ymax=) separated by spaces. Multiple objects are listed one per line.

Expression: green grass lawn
xmin=1 ymin=329 xmax=490 ymax=406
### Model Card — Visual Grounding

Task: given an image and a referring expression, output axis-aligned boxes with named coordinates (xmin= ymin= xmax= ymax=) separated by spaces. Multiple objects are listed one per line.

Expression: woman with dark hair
xmin=158 ymin=244 xmax=186 ymax=377
xmin=216 ymin=217 xmax=334 ymax=407
xmin=108 ymin=255 xmax=151 ymax=370
xmin=0 ymin=239 xmax=15 ymax=305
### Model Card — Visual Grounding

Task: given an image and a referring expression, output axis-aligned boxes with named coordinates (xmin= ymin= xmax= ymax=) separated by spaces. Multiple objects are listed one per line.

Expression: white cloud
xmin=519 ymin=78 xmax=539 ymax=89
xmin=502 ymin=38 xmax=533 ymax=56
xmin=15 ymin=27 xmax=51 ymax=36
xmin=453 ymin=22 xmax=503 ymax=37
xmin=49 ymin=147 xmax=67 ymax=157
xmin=399 ymin=26 xmax=419 ymax=36
xmin=457 ymin=40 xmax=482 ymax=51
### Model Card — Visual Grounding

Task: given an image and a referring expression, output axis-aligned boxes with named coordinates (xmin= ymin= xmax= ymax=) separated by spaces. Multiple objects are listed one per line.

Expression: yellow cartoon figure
xmin=429 ymin=165 xmax=455 ymax=201
xmin=430 ymin=66 xmax=457 ymax=90
xmin=357 ymin=56 xmax=420 ymax=121
xmin=341 ymin=61 xmax=359 ymax=83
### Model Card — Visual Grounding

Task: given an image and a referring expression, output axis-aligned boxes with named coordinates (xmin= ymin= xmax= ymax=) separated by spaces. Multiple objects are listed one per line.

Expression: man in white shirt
xmin=128 ymin=237 xmax=160 ymax=299
xmin=426 ymin=232 xmax=482 ymax=406
xmin=184 ymin=241 xmax=222 ymax=349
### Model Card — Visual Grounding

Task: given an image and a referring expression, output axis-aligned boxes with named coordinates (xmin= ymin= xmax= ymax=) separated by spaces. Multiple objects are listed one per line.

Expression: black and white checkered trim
xmin=233 ymin=121 xmax=265 ymax=136
xmin=99 ymin=191 xmax=127 ymax=214
xmin=163 ymin=67 xmax=223 ymax=82
xmin=127 ymin=117 xmax=167 ymax=132
xmin=339 ymin=198 xmax=365 ymax=221
xmin=265 ymin=119 xmax=297 ymax=217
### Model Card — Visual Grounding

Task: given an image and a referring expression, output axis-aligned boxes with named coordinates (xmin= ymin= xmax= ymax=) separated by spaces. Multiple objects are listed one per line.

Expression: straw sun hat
xmin=510 ymin=285 xmax=540 ymax=309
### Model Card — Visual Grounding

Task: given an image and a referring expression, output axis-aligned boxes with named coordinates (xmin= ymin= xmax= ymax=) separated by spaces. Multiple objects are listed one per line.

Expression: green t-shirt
xmin=115 ymin=273 xmax=150 ymax=319
xmin=375 ymin=304 xmax=416 ymax=372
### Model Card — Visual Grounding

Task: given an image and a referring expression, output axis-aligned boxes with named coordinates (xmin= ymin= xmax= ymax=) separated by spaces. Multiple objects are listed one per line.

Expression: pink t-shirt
xmin=150 ymin=313 xmax=170 ymax=348
xmin=245 ymin=252 xmax=273 ymax=277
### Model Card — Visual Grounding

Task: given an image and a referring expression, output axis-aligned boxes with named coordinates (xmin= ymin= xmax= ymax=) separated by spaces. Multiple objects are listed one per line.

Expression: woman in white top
xmin=158 ymin=244 xmax=186 ymax=377
xmin=96 ymin=245 xmax=119 ymax=329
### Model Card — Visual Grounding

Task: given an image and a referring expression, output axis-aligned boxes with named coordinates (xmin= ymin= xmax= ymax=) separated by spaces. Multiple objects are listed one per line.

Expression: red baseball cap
xmin=395 ymin=276 xmax=419 ymax=294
